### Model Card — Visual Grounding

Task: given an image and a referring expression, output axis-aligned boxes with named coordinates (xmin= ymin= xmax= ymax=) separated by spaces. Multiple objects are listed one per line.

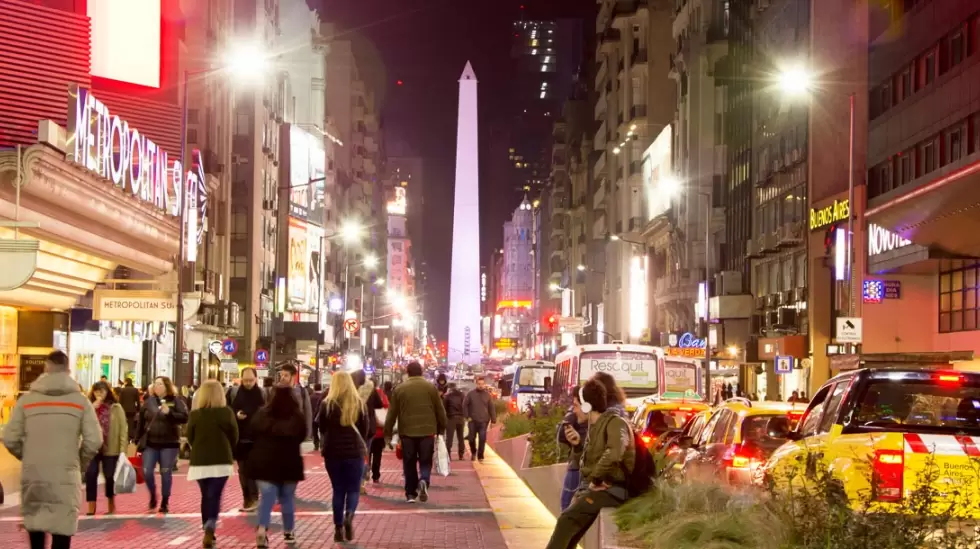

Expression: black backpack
xmin=625 ymin=426 xmax=655 ymax=498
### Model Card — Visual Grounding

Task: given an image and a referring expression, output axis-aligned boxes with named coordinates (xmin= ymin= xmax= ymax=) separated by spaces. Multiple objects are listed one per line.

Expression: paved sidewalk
xmin=0 ymin=450 xmax=510 ymax=549
xmin=474 ymin=445 xmax=556 ymax=548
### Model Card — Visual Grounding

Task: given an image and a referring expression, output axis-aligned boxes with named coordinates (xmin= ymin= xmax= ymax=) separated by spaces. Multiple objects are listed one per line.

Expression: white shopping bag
xmin=114 ymin=456 xmax=138 ymax=494
xmin=435 ymin=434 xmax=451 ymax=477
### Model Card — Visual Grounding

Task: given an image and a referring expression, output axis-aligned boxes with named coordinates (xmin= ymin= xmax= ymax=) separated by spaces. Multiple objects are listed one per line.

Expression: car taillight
xmin=936 ymin=373 xmax=964 ymax=385
xmin=724 ymin=444 xmax=758 ymax=469
xmin=509 ymin=396 xmax=518 ymax=412
xmin=873 ymin=449 xmax=904 ymax=502
xmin=641 ymin=433 xmax=655 ymax=445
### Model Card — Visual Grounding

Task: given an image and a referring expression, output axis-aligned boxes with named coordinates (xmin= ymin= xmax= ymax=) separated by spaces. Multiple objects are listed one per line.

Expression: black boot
xmin=159 ymin=498 xmax=170 ymax=514
xmin=344 ymin=514 xmax=354 ymax=541
xmin=334 ymin=526 xmax=345 ymax=543
xmin=148 ymin=496 xmax=157 ymax=513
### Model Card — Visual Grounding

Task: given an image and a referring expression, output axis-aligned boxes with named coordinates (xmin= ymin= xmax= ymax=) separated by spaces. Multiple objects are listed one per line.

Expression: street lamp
xmin=776 ymin=63 xmax=856 ymax=318
xmin=175 ymin=40 xmax=270 ymax=378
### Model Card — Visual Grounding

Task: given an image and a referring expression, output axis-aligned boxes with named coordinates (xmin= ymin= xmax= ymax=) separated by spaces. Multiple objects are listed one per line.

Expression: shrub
xmin=501 ymin=413 xmax=532 ymax=439
xmin=615 ymin=451 xmax=980 ymax=549
xmin=526 ymin=400 xmax=569 ymax=467
xmin=493 ymin=398 xmax=509 ymax=420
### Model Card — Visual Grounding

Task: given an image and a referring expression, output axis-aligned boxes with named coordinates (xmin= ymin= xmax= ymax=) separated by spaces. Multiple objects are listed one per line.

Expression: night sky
xmin=313 ymin=0 xmax=592 ymax=341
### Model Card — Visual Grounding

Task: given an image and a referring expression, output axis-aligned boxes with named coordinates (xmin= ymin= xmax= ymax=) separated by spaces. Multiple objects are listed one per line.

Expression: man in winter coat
xmin=3 ymin=351 xmax=102 ymax=548
xmin=463 ymin=376 xmax=497 ymax=462
xmin=384 ymin=362 xmax=447 ymax=503
xmin=227 ymin=367 xmax=265 ymax=511
xmin=309 ymin=383 xmax=325 ymax=451
xmin=442 ymin=383 xmax=466 ymax=460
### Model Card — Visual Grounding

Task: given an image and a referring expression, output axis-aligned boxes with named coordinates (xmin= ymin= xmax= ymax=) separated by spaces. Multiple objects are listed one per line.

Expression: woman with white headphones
xmin=546 ymin=379 xmax=636 ymax=549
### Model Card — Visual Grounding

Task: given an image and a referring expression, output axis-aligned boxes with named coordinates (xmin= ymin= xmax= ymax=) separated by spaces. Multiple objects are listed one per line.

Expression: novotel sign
xmin=868 ymin=224 xmax=912 ymax=257
xmin=66 ymin=85 xmax=208 ymax=261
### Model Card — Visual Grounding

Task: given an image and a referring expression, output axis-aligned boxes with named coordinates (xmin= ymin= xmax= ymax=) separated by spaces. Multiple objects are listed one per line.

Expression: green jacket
xmin=580 ymin=411 xmax=635 ymax=488
xmin=105 ymin=403 xmax=129 ymax=457
xmin=185 ymin=406 xmax=238 ymax=467
xmin=384 ymin=377 xmax=447 ymax=438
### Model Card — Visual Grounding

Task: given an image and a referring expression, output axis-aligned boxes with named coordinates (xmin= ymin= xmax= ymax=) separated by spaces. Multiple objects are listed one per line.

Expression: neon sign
xmin=677 ymin=332 xmax=706 ymax=349
xmin=868 ymin=224 xmax=912 ymax=256
xmin=67 ymin=85 xmax=209 ymax=260
xmin=67 ymin=85 xmax=177 ymax=216
xmin=809 ymin=199 xmax=849 ymax=231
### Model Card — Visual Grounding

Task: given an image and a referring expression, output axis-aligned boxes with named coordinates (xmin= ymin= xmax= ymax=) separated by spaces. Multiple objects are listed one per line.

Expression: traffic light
xmin=547 ymin=314 xmax=559 ymax=332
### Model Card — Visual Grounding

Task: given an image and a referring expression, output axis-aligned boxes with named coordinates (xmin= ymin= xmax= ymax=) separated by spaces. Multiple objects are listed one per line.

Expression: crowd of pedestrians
xmin=2 ymin=353 xmax=527 ymax=549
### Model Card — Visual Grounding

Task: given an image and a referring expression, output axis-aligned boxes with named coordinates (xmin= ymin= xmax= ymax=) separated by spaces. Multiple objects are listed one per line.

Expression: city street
xmin=0 ymin=451 xmax=511 ymax=549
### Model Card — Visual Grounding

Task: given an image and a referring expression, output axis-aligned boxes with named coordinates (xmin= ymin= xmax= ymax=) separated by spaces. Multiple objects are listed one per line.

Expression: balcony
xmin=745 ymin=238 xmax=763 ymax=258
xmin=594 ymin=150 xmax=607 ymax=179
xmin=595 ymin=92 xmax=607 ymax=120
xmin=627 ymin=216 xmax=644 ymax=232
xmin=594 ymin=121 xmax=607 ymax=150
xmin=599 ymin=27 xmax=621 ymax=50
xmin=593 ymin=181 xmax=607 ymax=211
xmin=777 ymin=221 xmax=804 ymax=247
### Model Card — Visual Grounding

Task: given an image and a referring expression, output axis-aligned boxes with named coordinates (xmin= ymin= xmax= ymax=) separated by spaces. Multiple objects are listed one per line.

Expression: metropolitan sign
xmin=93 ymin=289 xmax=177 ymax=322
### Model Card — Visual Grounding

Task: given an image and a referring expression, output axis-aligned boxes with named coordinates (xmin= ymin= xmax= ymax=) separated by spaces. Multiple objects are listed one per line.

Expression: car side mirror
xmin=677 ymin=436 xmax=694 ymax=449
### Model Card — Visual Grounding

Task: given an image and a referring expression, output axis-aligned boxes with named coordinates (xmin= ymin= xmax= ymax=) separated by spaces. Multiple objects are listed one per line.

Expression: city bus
xmin=553 ymin=343 xmax=703 ymax=406
xmin=505 ymin=360 xmax=556 ymax=413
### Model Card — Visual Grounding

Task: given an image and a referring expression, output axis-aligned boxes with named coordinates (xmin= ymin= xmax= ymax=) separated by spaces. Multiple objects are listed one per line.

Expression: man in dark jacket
xmin=118 ymin=378 xmax=141 ymax=441
xmin=310 ymin=383 xmax=325 ymax=450
xmin=227 ymin=367 xmax=265 ymax=511
xmin=435 ymin=373 xmax=449 ymax=397
xmin=443 ymin=383 xmax=466 ymax=460
xmin=384 ymin=362 xmax=447 ymax=503
xmin=463 ymin=376 xmax=497 ymax=462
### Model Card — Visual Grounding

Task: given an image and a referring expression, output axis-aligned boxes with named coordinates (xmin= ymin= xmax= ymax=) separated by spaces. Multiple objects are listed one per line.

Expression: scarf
xmin=96 ymin=403 xmax=111 ymax=453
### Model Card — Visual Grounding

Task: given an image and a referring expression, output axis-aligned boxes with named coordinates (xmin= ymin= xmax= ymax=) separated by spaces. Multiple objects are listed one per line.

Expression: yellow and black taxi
xmin=630 ymin=398 xmax=711 ymax=452
xmin=758 ymin=368 xmax=980 ymax=515
xmin=674 ymin=398 xmax=806 ymax=485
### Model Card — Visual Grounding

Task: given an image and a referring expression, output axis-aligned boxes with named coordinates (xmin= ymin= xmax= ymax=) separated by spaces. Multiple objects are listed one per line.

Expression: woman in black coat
xmin=247 ymin=385 xmax=307 ymax=548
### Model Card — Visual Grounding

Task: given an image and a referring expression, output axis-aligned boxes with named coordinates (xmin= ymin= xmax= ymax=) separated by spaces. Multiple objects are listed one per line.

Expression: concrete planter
xmin=490 ymin=433 xmax=531 ymax=472
xmin=598 ymin=508 xmax=643 ymax=549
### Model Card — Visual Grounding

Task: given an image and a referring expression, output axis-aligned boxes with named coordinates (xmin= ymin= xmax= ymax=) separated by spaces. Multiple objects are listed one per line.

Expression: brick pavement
xmin=0 ymin=451 xmax=513 ymax=549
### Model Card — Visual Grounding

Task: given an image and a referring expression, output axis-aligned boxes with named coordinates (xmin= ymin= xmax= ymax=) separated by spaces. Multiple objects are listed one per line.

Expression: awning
xmin=865 ymin=158 xmax=980 ymax=256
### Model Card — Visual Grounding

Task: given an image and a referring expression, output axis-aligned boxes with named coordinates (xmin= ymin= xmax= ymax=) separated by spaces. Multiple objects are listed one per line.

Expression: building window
xmin=795 ymin=253 xmax=806 ymax=288
xmin=897 ymin=67 xmax=912 ymax=101
xmin=921 ymin=138 xmax=937 ymax=175
xmin=879 ymin=81 xmax=892 ymax=114
xmin=231 ymin=212 xmax=247 ymax=239
xmin=231 ymin=256 xmax=248 ymax=278
xmin=947 ymin=126 xmax=964 ymax=164
xmin=899 ymin=150 xmax=913 ymax=186
xmin=187 ymin=128 xmax=198 ymax=145
xmin=939 ymin=260 xmax=980 ymax=333
xmin=920 ymin=47 xmax=937 ymax=87
xmin=950 ymin=30 xmax=965 ymax=68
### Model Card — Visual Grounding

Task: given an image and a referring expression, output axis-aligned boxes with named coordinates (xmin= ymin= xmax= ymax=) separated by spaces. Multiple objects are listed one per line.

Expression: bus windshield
xmin=516 ymin=367 xmax=553 ymax=392
xmin=578 ymin=351 xmax=658 ymax=394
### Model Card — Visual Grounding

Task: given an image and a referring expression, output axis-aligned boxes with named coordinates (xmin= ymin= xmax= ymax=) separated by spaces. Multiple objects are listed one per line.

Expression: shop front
xmin=0 ymin=89 xmax=191 ymax=401
xmin=756 ymin=335 xmax=808 ymax=401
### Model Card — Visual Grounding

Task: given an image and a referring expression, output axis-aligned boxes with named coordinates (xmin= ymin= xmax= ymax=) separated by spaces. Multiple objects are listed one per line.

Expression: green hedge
xmin=615 ymin=454 xmax=980 ymax=549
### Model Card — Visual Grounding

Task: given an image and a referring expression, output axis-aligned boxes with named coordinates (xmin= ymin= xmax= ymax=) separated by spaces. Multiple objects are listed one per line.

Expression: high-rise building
xmin=229 ymin=0 xmax=286 ymax=367
xmin=593 ymin=0 xmax=675 ymax=342
xmin=500 ymin=201 xmax=536 ymax=356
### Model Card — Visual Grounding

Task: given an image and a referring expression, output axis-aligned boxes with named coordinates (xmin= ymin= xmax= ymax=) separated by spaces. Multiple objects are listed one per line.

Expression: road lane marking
xmin=167 ymin=536 xmax=192 ymax=545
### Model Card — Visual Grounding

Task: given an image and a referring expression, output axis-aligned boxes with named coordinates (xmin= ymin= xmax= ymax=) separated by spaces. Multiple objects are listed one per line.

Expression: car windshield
xmin=740 ymin=415 xmax=791 ymax=454
xmin=849 ymin=378 xmax=980 ymax=435
xmin=645 ymin=410 xmax=694 ymax=435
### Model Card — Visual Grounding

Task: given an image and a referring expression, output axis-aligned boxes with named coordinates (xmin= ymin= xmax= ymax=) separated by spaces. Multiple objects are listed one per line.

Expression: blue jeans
xmin=85 ymin=453 xmax=119 ymax=502
xmin=560 ymin=468 xmax=581 ymax=511
xmin=197 ymin=476 xmax=228 ymax=530
xmin=325 ymin=458 xmax=364 ymax=526
xmin=142 ymin=447 xmax=179 ymax=502
xmin=257 ymin=481 xmax=297 ymax=531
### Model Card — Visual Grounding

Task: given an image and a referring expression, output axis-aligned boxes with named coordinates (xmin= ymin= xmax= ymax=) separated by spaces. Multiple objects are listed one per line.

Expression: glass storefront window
xmin=76 ymin=354 xmax=95 ymax=392
xmin=939 ymin=260 xmax=980 ymax=333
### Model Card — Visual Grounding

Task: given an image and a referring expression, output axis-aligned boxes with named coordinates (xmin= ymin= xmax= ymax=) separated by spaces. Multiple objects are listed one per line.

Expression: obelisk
xmin=447 ymin=61 xmax=481 ymax=365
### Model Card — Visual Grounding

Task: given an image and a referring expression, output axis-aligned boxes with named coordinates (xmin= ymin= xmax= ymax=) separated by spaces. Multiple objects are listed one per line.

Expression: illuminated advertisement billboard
xmin=642 ymin=126 xmax=673 ymax=220
xmin=387 ymin=186 xmax=407 ymax=215
xmin=289 ymin=126 xmax=326 ymax=223
xmin=88 ymin=0 xmax=161 ymax=88
xmin=287 ymin=217 xmax=324 ymax=312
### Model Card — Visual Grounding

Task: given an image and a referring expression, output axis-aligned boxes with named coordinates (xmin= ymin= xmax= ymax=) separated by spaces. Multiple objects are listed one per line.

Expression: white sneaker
xmin=406 ymin=497 xmax=417 ymax=503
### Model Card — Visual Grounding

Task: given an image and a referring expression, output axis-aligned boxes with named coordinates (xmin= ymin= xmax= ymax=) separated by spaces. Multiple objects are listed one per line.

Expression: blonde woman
xmin=318 ymin=371 xmax=370 ymax=543
xmin=186 ymin=380 xmax=238 ymax=548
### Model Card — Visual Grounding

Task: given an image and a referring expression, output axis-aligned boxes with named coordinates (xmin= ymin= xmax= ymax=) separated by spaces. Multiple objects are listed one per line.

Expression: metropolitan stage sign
xmin=93 ymin=289 xmax=177 ymax=322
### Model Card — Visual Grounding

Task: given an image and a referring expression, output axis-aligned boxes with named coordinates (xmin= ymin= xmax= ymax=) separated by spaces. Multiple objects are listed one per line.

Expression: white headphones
xmin=579 ymin=385 xmax=592 ymax=414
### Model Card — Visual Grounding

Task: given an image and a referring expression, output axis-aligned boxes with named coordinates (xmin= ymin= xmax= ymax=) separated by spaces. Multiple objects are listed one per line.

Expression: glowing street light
xmin=577 ymin=264 xmax=586 ymax=271
xmin=222 ymin=40 xmax=272 ymax=84
xmin=340 ymin=220 xmax=363 ymax=243
xmin=776 ymin=64 xmax=814 ymax=97
xmin=660 ymin=174 xmax=682 ymax=198
xmin=363 ymin=253 xmax=379 ymax=269
xmin=549 ymin=283 xmax=562 ymax=292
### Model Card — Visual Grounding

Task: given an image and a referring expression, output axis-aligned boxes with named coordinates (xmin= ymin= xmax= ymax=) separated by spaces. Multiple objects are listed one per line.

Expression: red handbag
xmin=129 ymin=455 xmax=145 ymax=484
xmin=395 ymin=442 xmax=403 ymax=460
